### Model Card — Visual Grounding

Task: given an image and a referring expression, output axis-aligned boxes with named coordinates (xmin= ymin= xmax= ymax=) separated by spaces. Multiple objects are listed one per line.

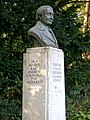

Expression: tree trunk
xmin=83 ymin=0 xmax=90 ymax=33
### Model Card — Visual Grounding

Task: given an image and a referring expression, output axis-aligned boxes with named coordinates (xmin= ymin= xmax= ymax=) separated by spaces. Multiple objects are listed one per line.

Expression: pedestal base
xmin=23 ymin=47 xmax=66 ymax=120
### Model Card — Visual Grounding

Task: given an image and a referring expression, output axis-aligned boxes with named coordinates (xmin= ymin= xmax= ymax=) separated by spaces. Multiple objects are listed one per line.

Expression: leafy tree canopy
xmin=0 ymin=0 xmax=90 ymax=119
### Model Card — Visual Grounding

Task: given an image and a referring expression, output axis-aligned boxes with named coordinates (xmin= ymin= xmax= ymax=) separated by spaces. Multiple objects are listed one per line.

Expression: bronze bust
xmin=28 ymin=5 xmax=59 ymax=48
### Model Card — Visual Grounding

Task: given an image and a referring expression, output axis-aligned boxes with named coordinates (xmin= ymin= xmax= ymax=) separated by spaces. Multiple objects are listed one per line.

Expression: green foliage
xmin=66 ymin=96 xmax=90 ymax=120
xmin=0 ymin=99 xmax=21 ymax=120
xmin=54 ymin=1 xmax=90 ymax=119
xmin=66 ymin=60 xmax=90 ymax=120
xmin=0 ymin=0 xmax=90 ymax=119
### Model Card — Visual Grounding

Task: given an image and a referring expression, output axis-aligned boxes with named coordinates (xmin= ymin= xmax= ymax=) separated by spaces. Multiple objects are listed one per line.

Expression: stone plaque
xmin=23 ymin=47 xmax=66 ymax=120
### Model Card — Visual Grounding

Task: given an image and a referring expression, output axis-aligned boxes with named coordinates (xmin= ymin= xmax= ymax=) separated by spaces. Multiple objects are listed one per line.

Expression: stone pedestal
xmin=23 ymin=47 xmax=66 ymax=120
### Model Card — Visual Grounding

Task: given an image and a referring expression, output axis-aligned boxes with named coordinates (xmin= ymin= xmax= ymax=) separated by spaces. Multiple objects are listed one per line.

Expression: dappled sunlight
xmin=29 ymin=86 xmax=42 ymax=96
xmin=40 ymin=69 xmax=46 ymax=76
xmin=82 ymin=52 xmax=90 ymax=59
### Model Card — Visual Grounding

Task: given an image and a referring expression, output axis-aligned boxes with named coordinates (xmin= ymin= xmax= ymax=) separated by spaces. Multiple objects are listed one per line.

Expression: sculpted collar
xmin=36 ymin=21 xmax=49 ymax=31
xmin=36 ymin=21 xmax=57 ymax=45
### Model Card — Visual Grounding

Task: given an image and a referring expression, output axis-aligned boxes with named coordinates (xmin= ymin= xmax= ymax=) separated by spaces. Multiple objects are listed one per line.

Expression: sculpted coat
xmin=28 ymin=21 xmax=59 ymax=48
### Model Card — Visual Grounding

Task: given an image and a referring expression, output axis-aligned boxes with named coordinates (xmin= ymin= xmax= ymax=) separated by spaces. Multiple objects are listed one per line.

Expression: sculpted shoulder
xmin=28 ymin=21 xmax=45 ymax=40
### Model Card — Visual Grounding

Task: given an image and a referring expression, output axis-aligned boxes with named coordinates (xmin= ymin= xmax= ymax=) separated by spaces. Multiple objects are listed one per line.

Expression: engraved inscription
xmin=28 ymin=60 xmax=41 ymax=77
xmin=53 ymin=63 xmax=62 ymax=82
xmin=26 ymin=60 xmax=44 ymax=85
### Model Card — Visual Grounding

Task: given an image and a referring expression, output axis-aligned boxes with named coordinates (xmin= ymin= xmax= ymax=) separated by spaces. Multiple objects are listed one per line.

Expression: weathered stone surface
xmin=23 ymin=47 xmax=66 ymax=120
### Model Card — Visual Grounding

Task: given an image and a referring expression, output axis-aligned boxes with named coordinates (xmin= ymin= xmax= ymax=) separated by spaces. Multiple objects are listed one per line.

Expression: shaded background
xmin=0 ymin=0 xmax=90 ymax=119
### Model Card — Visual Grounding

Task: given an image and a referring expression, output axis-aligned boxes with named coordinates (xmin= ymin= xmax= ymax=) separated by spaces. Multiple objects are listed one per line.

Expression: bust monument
xmin=23 ymin=6 xmax=66 ymax=120
xmin=28 ymin=5 xmax=59 ymax=48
